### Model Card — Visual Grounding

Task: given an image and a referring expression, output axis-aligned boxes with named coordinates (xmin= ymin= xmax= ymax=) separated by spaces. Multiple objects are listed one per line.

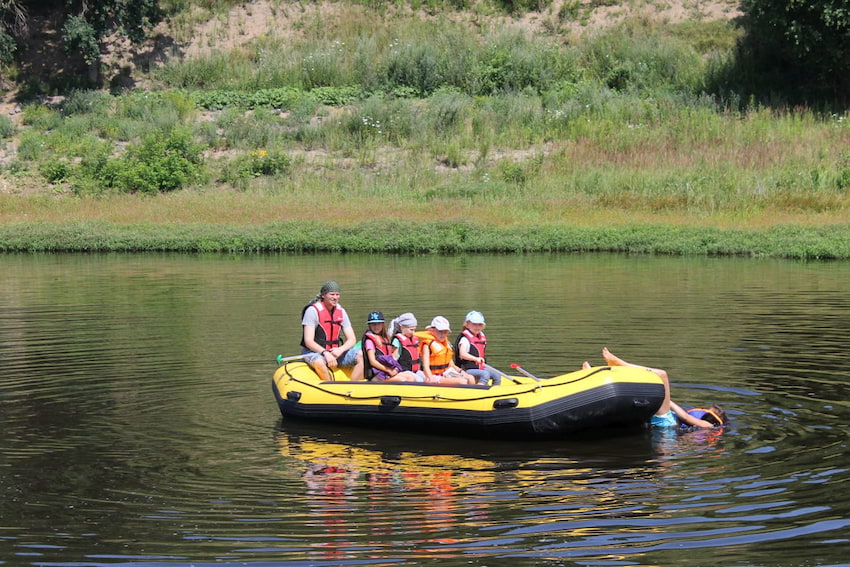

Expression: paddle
xmin=510 ymin=363 xmax=541 ymax=382
xmin=276 ymin=354 xmax=309 ymax=365
xmin=484 ymin=363 xmax=523 ymax=385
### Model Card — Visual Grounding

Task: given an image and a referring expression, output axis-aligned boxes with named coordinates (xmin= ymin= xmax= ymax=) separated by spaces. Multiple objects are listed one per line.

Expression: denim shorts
xmin=302 ymin=347 xmax=359 ymax=367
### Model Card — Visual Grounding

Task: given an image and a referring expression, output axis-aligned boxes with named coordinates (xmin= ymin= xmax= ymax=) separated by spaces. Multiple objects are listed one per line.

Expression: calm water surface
xmin=1 ymin=253 xmax=850 ymax=566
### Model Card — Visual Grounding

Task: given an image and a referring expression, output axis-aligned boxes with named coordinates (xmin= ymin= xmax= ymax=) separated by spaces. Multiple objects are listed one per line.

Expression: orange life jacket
xmin=416 ymin=331 xmax=453 ymax=375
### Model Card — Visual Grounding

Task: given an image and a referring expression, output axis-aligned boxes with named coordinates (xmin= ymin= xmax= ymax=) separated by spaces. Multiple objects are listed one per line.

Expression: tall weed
xmin=0 ymin=115 xmax=14 ymax=138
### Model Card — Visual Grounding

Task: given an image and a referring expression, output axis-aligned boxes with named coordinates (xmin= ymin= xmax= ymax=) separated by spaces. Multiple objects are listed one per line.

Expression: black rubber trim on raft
xmin=273 ymin=380 xmax=666 ymax=439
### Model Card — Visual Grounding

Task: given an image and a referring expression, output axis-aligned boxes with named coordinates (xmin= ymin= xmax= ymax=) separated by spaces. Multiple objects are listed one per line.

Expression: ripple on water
xmin=4 ymin=254 xmax=850 ymax=566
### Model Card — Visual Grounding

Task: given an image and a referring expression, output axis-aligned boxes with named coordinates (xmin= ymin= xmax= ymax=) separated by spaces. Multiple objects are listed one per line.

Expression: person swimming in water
xmin=583 ymin=348 xmax=727 ymax=428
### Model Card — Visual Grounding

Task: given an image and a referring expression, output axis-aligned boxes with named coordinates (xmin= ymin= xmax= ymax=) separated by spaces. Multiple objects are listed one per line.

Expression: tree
xmin=60 ymin=0 xmax=162 ymax=84
xmin=739 ymin=0 xmax=850 ymax=102
xmin=0 ymin=0 xmax=27 ymax=64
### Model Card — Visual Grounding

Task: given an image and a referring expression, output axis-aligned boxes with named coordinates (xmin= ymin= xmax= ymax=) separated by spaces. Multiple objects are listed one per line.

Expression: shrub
xmin=739 ymin=0 xmax=850 ymax=101
xmin=21 ymin=105 xmax=62 ymax=130
xmin=220 ymin=149 xmax=291 ymax=186
xmin=384 ymin=41 xmax=442 ymax=96
xmin=39 ymin=160 xmax=71 ymax=183
xmin=426 ymin=88 xmax=471 ymax=132
xmin=0 ymin=115 xmax=15 ymax=138
xmin=0 ymin=30 xmax=15 ymax=65
xmin=499 ymin=160 xmax=527 ymax=185
xmin=99 ymin=128 xmax=204 ymax=194
xmin=62 ymin=90 xmax=112 ymax=116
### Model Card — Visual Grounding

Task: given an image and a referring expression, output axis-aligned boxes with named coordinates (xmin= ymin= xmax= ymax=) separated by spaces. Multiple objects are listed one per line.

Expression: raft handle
xmin=286 ymin=391 xmax=302 ymax=402
xmin=380 ymin=396 xmax=402 ymax=408
xmin=493 ymin=398 xmax=519 ymax=409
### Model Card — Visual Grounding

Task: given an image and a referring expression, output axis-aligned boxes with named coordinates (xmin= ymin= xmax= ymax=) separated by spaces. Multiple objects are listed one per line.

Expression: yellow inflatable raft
xmin=272 ymin=359 xmax=665 ymax=439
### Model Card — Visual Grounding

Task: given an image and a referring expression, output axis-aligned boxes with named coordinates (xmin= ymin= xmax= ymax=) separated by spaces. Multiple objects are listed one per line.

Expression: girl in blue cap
xmin=454 ymin=311 xmax=503 ymax=386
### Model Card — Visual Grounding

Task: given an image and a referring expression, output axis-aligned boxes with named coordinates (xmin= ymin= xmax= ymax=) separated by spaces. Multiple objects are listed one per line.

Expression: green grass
xmin=1 ymin=220 xmax=849 ymax=259
xmin=2 ymin=0 xmax=849 ymax=257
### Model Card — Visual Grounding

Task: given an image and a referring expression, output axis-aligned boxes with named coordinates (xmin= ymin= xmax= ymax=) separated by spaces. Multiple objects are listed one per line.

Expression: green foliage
xmin=384 ymin=42 xmax=442 ymax=96
xmin=59 ymin=0 xmax=162 ymax=77
xmin=0 ymin=114 xmax=14 ymax=138
xmin=21 ymin=104 xmax=62 ymax=130
xmin=558 ymin=1 xmax=581 ymax=22
xmin=39 ymin=160 xmax=71 ymax=183
xmin=188 ymin=87 xmax=358 ymax=110
xmin=496 ymin=0 xmax=552 ymax=14
xmin=62 ymin=89 xmax=112 ymax=116
xmin=62 ymin=16 xmax=100 ymax=65
xmin=220 ymin=149 xmax=291 ymax=186
xmin=474 ymin=34 xmax=569 ymax=94
xmin=425 ymin=89 xmax=471 ymax=132
xmin=498 ymin=160 xmax=527 ymax=185
xmin=0 ymin=29 xmax=15 ymax=64
xmin=731 ymin=0 xmax=850 ymax=103
xmin=84 ymin=128 xmax=204 ymax=194
xmin=3 ymin=221 xmax=849 ymax=259
xmin=583 ymin=20 xmax=705 ymax=93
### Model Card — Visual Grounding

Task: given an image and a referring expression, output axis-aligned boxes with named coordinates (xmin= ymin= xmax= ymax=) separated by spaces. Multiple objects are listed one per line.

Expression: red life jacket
xmin=454 ymin=328 xmax=486 ymax=370
xmin=362 ymin=330 xmax=393 ymax=379
xmin=363 ymin=331 xmax=393 ymax=357
xmin=394 ymin=333 xmax=421 ymax=372
xmin=300 ymin=302 xmax=345 ymax=349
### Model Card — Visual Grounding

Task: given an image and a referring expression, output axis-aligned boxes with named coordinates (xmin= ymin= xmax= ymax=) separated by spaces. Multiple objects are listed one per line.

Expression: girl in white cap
xmin=415 ymin=316 xmax=475 ymax=385
xmin=454 ymin=310 xmax=502 ymax=386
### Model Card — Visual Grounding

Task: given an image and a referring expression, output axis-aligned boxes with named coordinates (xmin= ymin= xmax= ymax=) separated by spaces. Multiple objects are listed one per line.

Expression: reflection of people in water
xmin=302 ymin=462 xmax=360 ymax=561
xmin=303 ymin=463 xmax=359 ymax=494
xmin=584 ymin=348 xmax=727 ymax=428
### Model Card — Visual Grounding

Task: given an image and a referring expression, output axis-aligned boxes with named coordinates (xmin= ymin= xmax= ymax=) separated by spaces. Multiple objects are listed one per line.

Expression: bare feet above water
xmin=602 ymin=347 xmax=627 ymax=367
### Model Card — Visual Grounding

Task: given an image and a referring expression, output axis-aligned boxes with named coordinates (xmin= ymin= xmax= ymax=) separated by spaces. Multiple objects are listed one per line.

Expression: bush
xmin=0 ymin=30 xmax=15 ymax=65
xmin=62 ymin=90 xmax=112 ymax=116
xmin=220 ymin=149 xmax=291 ymax=186
xmin=0 ymin=115 xmax=15 ymax=138
xmin=21 ymin=105 xmax=62 ymax=130
xmin=98 ymin=128 xmax=204 ymax=194
xmin=384 ymin=42 xmax=442 ymax=96
xmin=39 ymin=160 xmax=71 ymax=183
xmin=426 ymin=88 xmax=471 ymax=132
xmin=499 ymin=160 xmax=527 ymax=185
xmin=736 ymin=0 xmax=850 ymax=103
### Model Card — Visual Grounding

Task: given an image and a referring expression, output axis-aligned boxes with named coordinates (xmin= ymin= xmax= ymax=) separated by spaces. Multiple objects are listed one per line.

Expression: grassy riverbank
xmin=2 ymin=0 xmax=850 ymax=257
xmin=2 ymin=220 xmax=849 ymax=259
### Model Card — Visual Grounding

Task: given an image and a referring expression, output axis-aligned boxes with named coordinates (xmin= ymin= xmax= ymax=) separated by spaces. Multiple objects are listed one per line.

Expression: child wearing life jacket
xmin=454 ymin=310 xmax=502 ymax=386
xmin=388 ymin=312 xmax=426 ymax=382
xmin=416 ymin=316 xmax=475 ymax=385
xmin=362 ymin=311 xmax=421 ymax=382
xmin=593 ymin=347 xmax=727 ymax=428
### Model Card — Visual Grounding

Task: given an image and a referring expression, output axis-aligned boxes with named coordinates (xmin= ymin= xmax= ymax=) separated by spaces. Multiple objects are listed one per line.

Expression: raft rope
xmin=282 ymin=362 xmax=614 ymax=403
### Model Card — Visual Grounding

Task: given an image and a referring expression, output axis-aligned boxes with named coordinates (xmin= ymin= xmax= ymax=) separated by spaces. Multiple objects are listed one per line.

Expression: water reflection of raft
xmin=273 ymin=360 xmax=665 ymax=439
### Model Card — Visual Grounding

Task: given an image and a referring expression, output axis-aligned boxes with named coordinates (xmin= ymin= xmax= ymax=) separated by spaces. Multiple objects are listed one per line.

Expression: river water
xmin=1 ymin=253 xmax=849 ymax=566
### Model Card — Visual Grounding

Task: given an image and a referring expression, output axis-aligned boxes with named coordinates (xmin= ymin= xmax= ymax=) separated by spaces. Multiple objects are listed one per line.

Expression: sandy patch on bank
xmin=175 ymin=0 xmax=742 ymax=59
